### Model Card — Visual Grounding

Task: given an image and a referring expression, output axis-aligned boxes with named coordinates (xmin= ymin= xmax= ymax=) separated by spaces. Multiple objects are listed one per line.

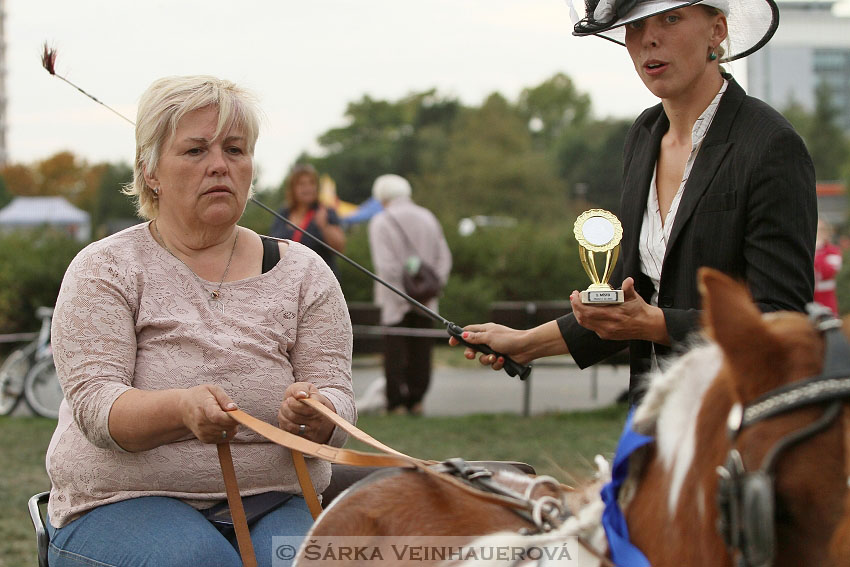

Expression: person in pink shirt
xmin=814 ymin=218 xmax=843 ymax=315
xmin=44 ymin=75 xmax=355 ymax=567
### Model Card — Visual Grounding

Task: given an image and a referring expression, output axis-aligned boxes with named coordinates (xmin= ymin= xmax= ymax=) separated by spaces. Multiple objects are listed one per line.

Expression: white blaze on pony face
xmin=635 ymin=343 xmax=723 ymax=516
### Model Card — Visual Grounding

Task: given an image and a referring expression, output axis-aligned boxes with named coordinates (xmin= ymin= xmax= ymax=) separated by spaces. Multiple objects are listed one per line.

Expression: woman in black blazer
xmin=453 ymin=0 xmax=816 ymax=404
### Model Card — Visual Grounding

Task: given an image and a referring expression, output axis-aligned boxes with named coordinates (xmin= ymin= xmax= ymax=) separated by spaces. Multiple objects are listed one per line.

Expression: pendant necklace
xmin=152 ymin=220 xmax=239 ymax=311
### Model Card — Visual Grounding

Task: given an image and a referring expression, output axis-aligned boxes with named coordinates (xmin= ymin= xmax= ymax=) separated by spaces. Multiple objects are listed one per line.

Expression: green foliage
xmin=310 ymin=91 xmax=460 ymax=204
xmin=782 ymin=86 xmax=850 ymax=182
xmin=555 ymin=118 xmax=632 ymax=213
xmin=0 ymin=174 xmax=11 ymax=208
xmin=0 ymin=230 xmax=84 ymax=333
xmin=91 ymin=162 xmax=138 ymax=238
xmin=337 ymin=224 xmax=374 ymax=302
xmin=518 ymin=72 xmax=592 ymax=148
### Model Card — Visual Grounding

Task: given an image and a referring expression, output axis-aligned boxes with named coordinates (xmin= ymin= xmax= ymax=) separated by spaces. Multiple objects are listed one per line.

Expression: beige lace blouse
xmin=46 ymin=223 xmax=355 ymax=528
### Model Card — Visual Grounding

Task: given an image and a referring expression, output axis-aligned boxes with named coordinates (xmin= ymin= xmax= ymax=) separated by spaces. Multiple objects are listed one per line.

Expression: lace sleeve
xmin=290 ymin=254 xmax=355 ymax=447
xmin=52 ymin=246 xmax=137 ymax=451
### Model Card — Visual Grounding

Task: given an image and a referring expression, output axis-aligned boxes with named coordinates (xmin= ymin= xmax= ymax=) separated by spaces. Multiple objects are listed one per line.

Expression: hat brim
xmin=573 ymin=0 xmax=779 ymax=63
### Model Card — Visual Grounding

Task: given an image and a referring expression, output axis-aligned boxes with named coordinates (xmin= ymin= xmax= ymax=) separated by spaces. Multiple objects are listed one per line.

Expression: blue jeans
xmin=46 ymin=495 xmax=313 ymax=567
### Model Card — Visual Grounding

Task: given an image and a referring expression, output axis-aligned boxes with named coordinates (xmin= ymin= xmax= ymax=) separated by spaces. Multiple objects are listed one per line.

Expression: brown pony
xmin=296 ymin=269 xmax=850 ymax=567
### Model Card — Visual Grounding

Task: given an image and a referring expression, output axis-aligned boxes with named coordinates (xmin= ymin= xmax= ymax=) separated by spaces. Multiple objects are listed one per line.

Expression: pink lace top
xmin=46 ymin=222 xmax=355 ymax=528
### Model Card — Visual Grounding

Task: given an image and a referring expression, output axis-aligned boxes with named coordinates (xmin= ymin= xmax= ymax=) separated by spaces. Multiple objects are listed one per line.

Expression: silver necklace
xmin=152 ymin=220 xmax=239 ymax=308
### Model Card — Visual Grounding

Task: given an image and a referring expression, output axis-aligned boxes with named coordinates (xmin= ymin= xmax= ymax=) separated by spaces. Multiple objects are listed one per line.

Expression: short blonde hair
xmin=123 ymin=75 xmax=261 ymax=220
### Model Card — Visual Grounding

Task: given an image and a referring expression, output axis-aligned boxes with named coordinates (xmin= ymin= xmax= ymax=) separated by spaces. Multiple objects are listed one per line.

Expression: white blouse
xmin=638 ymin=79 xmax=728 ymax=306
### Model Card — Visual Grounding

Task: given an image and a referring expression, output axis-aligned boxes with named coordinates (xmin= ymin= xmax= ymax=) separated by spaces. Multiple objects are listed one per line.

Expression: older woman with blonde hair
xmin=44 ymin=75 xmax=355 ymax=567
xmin=455 ymin=0 xmax=816 ymax=405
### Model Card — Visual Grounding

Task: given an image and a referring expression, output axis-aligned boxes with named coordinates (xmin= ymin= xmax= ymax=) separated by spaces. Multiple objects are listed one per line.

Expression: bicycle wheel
xmin=24 ymin=358 xmax=63 ymax=419
xmin=0 ymin=349 xmax=31 ymax=415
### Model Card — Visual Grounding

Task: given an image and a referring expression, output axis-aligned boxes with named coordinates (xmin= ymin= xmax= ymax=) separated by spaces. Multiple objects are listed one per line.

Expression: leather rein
xmin=216 ymin=398 xmax=578 ymax=567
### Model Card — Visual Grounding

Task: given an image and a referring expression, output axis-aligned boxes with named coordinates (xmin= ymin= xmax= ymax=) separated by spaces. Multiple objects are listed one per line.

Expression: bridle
xmin=716 ymin=304 xmax=850 ymax=567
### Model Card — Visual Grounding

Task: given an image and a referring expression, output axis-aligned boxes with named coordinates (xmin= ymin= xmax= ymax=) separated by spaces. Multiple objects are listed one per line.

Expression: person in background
xmin=45 ymin=75 xmax=355 ymax=567
xmin=269 ymin=163 xmax=346 ymax=276
xmin=368 ymin=174 xmax=452 ymax=415
xmin=814 ymin=218 xmax=842 ymax=315
xmin=452 ymin=0 xmax=816 ymax=405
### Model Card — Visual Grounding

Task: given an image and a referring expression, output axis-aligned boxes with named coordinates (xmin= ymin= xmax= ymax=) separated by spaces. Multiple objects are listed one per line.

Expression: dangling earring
xmin=709 ymin=50 xmax=718 ymax=61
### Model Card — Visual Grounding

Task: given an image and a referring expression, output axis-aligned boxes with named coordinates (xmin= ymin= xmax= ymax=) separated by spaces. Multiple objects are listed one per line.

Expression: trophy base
xmin=581 ymin=289 xmax=624 ymax=305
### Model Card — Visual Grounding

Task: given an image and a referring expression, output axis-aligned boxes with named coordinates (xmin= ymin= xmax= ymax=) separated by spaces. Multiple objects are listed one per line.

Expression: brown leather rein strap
xmin=226 ymin=402 xmax=537 ymax=510
xmin=217 ymin=443 xmax=258 ymax=567
xmin=215 ymin=398 xmax=554 ymax=566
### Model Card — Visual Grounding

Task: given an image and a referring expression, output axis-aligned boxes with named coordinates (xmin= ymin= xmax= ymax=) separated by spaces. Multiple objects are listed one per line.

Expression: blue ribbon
xmin=600 ymin=408 xmax=654 ymax=567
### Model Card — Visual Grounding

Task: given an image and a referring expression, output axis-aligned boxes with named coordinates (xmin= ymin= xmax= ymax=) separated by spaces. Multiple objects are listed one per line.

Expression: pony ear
xmin=698 ymin=268 xmax=774 ymax=401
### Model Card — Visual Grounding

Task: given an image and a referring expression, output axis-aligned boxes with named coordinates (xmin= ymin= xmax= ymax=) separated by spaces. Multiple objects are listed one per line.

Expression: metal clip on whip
xmin=251 ymin=198 xmax=532 ymax=380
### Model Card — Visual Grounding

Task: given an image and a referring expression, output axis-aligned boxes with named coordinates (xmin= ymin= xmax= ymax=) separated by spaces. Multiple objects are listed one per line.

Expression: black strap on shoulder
xmin=261 ymin=236 xmax=281 ymax=274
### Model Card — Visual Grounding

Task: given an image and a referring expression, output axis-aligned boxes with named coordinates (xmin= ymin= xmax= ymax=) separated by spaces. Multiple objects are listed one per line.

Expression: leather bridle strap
xmin=217 ymin=443 xmax=258 ymax=567
xmin=290 ymin=449 xmax=322 ymax=519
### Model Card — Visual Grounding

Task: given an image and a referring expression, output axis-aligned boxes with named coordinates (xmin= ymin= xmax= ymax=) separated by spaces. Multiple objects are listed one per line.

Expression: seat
xmin=28 ymin=491 xmax=50 ymax=567
xmin=29 ymin=461 xmax=535 ymax=565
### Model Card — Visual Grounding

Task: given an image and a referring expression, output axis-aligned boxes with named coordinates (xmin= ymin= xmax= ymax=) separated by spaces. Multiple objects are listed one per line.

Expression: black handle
xmin=446 ymin=323 xmax=532 ymax=380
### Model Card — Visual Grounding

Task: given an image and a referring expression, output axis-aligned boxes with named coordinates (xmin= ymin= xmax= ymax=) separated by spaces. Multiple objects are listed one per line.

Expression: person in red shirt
xmin=814 ymin=218 xmax=843 ymax=315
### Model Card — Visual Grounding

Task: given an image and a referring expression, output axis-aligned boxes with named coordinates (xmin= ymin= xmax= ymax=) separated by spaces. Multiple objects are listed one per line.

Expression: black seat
xmin=28 ymin=491 xmax=50 ymax=567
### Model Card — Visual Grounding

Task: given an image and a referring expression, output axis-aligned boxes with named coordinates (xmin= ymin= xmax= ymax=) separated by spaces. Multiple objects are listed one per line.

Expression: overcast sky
xmin=6 ymin=0 xmax=850 ymax=188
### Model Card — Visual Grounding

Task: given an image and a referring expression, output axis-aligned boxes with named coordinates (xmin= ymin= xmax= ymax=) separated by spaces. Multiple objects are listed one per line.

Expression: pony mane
xmin=630 ymin=339 xmax=724 ymax=514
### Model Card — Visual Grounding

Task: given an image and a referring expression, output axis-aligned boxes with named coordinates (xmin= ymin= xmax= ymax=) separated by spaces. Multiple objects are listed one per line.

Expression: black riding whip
xmin=40 ymin=44 xmax=532 ymax=380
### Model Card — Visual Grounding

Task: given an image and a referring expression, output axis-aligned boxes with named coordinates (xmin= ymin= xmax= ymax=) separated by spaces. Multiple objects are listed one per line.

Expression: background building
xmin=748 ymin=0 xmax=850 ymax=132
xmin=748 ymin=0 xmax=850 ymax=224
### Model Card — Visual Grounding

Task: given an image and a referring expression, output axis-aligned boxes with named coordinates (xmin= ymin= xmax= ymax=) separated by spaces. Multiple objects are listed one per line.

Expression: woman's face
xmin=624 ymin=7 xmax=726 ymax=101
xmin=147 ymin=106 xmax=253 ymax=229
xmin=292 ymin=174 xmax=318 ymax=208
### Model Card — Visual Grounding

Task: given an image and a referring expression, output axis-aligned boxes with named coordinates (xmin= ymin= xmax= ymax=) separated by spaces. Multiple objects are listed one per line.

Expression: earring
xmin=153 ymin=187 xmax=159 ymax=197
xmin=709 ymin=50 xmax=718 ymax=61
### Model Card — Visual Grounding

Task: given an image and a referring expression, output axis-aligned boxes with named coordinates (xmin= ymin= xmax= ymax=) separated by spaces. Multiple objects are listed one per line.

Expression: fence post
xmin=522 ymin=302 xmax=536 ymax=418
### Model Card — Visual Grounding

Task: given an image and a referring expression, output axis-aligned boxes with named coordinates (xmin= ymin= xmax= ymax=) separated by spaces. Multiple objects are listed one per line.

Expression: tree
xmin=308 ymin=90 xmax=460 ymax=204
xmin=418 ymin=93 xmax=565 ymax=223
xmin=554 ymin=117 xmax=632 ymax=214
xmin=91 ymin=162 xmax=137 ymax=237
xmin=782 ymin=85 xmax=850 ymax=181
xmin=0 ymin=175 xmax=11 ymax=208
xmin=518 ymin=72 xmax=592 ymax=149
xmin=0 ymin=163 xmax=38 ymax=195
xmin=808 ymin=83 xmax=849 ymax=181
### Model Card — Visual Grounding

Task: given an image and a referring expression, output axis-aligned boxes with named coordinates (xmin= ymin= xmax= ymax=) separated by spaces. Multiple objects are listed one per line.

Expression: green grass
xmin=0 ymin=406 xmax=627 ymax=566
xmin=0 ymin=417 xmax=54 ymax=567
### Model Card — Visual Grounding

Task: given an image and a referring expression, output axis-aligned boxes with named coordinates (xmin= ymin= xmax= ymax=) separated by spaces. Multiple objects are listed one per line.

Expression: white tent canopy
xmin=0 ymin=197 xmax=90 ymax=241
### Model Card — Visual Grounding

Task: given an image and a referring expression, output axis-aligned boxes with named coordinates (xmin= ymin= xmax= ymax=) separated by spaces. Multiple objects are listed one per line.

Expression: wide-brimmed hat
xmin=571 ymin=0 xmax=779 ymax=62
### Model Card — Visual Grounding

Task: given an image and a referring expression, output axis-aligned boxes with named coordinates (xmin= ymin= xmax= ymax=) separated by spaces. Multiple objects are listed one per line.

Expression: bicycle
xmin=0 ymin=307 xmax=60 ymax=418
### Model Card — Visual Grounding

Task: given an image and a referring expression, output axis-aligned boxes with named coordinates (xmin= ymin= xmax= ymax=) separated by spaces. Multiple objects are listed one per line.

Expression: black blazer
xmin=557 ymin=77 xmax=816 ymax=403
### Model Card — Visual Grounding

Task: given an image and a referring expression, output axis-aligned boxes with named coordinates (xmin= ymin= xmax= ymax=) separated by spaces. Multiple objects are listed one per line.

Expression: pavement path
xmin=352 ymin=356 xmax=628 ymax=416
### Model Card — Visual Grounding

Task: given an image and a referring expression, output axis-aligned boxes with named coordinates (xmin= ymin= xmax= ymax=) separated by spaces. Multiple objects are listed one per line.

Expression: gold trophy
xmin=574 ymin=209 xmax=624 ymax=304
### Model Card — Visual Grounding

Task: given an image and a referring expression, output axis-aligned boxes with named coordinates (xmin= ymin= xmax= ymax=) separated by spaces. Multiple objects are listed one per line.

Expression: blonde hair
xmin=123 ymin=75 xmax=262 ymax=220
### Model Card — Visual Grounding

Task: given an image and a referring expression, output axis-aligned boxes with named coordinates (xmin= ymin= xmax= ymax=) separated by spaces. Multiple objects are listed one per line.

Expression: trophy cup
xmin=573 ymin=209 xmax=624 ymax=304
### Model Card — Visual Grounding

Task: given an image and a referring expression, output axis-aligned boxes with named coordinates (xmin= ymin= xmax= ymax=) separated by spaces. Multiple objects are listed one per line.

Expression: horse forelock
xmin=631 ymin=341 xmax=723 ymax=515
